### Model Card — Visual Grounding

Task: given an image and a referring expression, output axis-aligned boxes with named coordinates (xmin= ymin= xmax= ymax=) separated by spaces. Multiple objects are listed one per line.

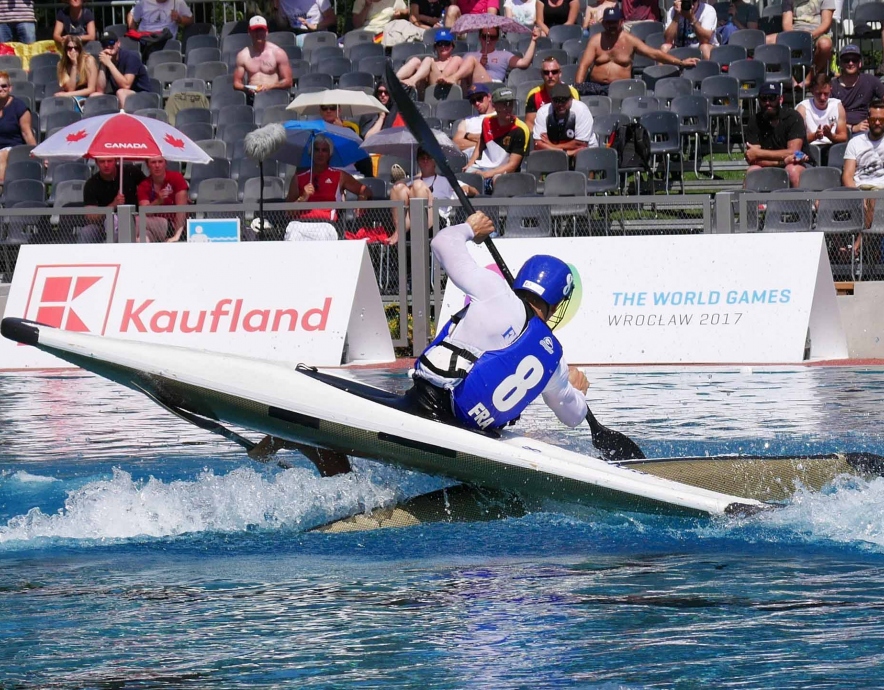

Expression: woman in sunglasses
xmin=55 ymin=35 xmax=99 ymax=100
xmin=53 ymin=0 xmax=96 ymax=48
xmin=0 ymin=72 xmax=37 ymax=188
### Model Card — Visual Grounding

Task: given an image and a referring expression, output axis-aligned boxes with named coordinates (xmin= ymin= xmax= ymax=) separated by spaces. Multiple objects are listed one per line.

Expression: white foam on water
xmin=5 ymin=470 xmax=60 ymax=484
xmin=0 ymin=465 xmax=402 ymax=544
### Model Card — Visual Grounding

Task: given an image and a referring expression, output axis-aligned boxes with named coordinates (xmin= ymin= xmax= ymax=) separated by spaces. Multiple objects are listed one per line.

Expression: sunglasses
xmin=376 ymin=89 xmax=389 ymax=95
xmin=542 ymin=69 xmax=561 ymax=75
xmin=320 ymin=105 xmax=337 ymax=111
xmin=841 ymin=56 xmax=861 ymax=64
xmin=435 ymin=41 xmax=452 ymax=47
xmin=0 ymin=83 xmax=9 ymax=88
xmin=552 ymin=97 xmax=570 ymax=104
xmin=66 ymin=45 xmax=81 ymax=51
xmin=480 ymin=33 xmax=498 ymax=40
xmin=469 ymin=95 xmax=487 ymax=103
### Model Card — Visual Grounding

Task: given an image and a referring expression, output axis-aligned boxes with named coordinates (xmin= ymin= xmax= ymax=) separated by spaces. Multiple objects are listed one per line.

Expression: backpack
xmin=606 ymin=122 xmax=652 ymax=172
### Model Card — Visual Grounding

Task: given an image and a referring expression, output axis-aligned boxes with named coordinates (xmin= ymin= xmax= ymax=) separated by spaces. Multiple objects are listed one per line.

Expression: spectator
xmin=765 ymin=0 xmax=833 ymax=88
xmin=410 ymin=0 xmax=446 ymax=29
xmin=532 ymin=82 xmax=595 ymax=160
xmin=745 ymin=83 xmax=809 ymax=188
xmin=524 ymin=56 xmax=578 ymax=129
xmin=465 ymin=87 xmax=530 ymax=192
xmin=536 ymin=0 xmax=579 ymax=37
xmin=444 ymin=26 xmax=540 ymax=87
xmin=397 ymin=28 xmax=463 ymax=96
xmin=136 ymin=157 xmax=190 ymax=242
xmin=55 ymin=36 xmax=99 ymax=101
xmin=284 ymin=134 xmax=372 ymax=241
xmin=831 ymin=45 xmax=884 ymax=136
xmin=796 ymin=72 xmax=848 ymax=165
xmin=389 ymin=146 xmax=479 ymax=244
xmin=352 ymin=0 xmax=410 ymax=34
xmin=453 ymin=83 xmax=495 ymax=159
xmin=92 ymin=31 xmax=152 ymax=109
xmin=54 ymin=0 xmax=97 ymax=49
xmin=319 ymin=102 xmax=361 ymax=136
xmin=0 ymin=0 xmax=35 ymax=45
xmin=80 ymin=158 xmax=148 ymax=243
xmin=582 ymin=0 xmax=618 ymax=32
xmin=576 ymin=7 xmax=697 ymax=96
xmin=446 ymin=0 xmax=500 ymax=29
xmin=0 ymin=74 xmax=36 ymax=187
xmin=127 ymin=0 xmax=193 ymax=36
xmin=662 ymin=0 xmax=717 ymax=61
xmin=504 ymin=0 xmax=538 ymax=29
xmin=622 ymin=0 xmax=661 ymax=30
xmin=360 ymin=81 xmax=407 ymax=138
xmin=282 ymin=0 xmax=336 ymax=33
xmin=234 ymin=17 xmax=293 ymax=105
xmin=843 ymin=99 xmax=884 ymax=229
xmin=727 ymin=0 xmax=759 ymax=31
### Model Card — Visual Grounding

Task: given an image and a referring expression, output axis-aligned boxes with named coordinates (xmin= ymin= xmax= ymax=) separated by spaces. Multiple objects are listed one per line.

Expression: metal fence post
xmin=713 ymin=191 xmax=735 ymax=234
xmin=118 ymin=205 xmax=136 ymax=243
xmin=410 ymin=197 xmax=431 ymax=356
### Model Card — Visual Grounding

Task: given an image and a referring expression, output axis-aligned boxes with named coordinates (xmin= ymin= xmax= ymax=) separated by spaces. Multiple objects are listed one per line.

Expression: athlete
xmin=406 ymin=211 xmax=589 ymax=430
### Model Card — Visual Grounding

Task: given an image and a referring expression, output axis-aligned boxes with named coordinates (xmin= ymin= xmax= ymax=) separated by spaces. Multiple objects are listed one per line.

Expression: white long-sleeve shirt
xmin=420 ymin=222 xmax=587 ymax=427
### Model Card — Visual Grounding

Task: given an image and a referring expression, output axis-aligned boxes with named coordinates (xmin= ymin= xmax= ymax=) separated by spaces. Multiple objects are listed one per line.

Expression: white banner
xmin=438 ymin=233 xmax=847 ymax=364
xmin=0 ymin=242 xmax=394 ymax=369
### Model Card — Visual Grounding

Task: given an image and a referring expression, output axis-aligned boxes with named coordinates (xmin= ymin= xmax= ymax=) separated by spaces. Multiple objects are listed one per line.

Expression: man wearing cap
xmin=453 ymin=83 xmax=496 ymax=159
xmin=532 ymin=82 xmax=596 ymax=160
xmin=524 ymin=57 xmax=579 ymax=130
xmin=92 ymin=30 xmax=152 ymax=109
xmin=576 ymin=6 xmax=698 ymax=96
xmin=662 ymin=0 xmax=718 ymax=61
xmin=832 ymin=45 xmax=884 ymax=136
xmin=843 ymin=98 xmax=884 ymax=231
xmin=396 ymin=28 xmax=463 ymax=95
xmin=465 ymin=87 xmax=530 ymax=191
xmin=444 ymin=25 xmax=541 ymax=87
xmin=745 ymin=83 xmax=809 ymax=188
xmin=234 ymin=16 xmax=293 ymax=104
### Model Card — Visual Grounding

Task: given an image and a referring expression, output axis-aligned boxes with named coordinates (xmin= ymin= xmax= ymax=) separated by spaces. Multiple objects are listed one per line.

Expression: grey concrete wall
xmin=838 ymin=283 xmax=884 ymax=360
xmin=0 ymin=284 xmax=8 ymax=321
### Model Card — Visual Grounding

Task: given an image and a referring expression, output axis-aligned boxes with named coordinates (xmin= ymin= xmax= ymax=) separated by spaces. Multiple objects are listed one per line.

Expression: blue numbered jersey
xmin=451 ymin=316 xmax=563 ymax=430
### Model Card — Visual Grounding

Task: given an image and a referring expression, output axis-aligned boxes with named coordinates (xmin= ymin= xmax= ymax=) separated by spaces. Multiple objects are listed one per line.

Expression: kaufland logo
xmin=24 ymin=264 xmax=120 ymax=334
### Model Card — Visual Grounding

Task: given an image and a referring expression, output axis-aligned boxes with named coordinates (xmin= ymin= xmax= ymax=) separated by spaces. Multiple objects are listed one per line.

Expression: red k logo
xmin=24 ymin=265 xmax=121 ymax=334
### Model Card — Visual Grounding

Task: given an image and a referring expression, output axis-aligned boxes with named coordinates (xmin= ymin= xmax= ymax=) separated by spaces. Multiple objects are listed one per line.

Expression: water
xmin=3 ymin=366 xmax=884 ymax=688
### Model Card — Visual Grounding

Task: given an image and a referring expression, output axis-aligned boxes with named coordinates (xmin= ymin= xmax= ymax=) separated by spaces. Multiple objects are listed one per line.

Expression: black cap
xmin=550 ymin=83 xmax=572 ymax=100
xmin=100 ymin=30 xmax=117 ymax=48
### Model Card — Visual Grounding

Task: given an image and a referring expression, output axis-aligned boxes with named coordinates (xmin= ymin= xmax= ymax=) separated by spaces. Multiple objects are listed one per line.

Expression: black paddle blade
xmin=586 ymin=410 xmax=646 ymax=461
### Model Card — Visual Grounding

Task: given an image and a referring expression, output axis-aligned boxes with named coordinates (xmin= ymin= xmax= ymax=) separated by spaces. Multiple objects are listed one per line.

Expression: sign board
xmin=186 ymin=218 xmax=240 ymax=242
xmin=438 ymin=233 xmax=847 ymax=364
xmin=0 ymin=242 xmax=394 ymax=369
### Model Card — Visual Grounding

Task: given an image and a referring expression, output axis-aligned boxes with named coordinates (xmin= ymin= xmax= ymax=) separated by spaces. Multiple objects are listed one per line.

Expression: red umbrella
xmin=32 ymin=112 xmax=212 ymax=194
xmin=452 ymin=13 xmax=533 ymax=35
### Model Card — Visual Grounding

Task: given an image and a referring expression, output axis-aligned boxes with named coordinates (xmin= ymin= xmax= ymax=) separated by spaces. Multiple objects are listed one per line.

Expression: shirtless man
xmin=576 ymin=6 xmax=697 ymax=96
xmin=396 ymin=28 xmax=462 ymax=96
xmin=233 ymin=16 xmax=293 ymax=102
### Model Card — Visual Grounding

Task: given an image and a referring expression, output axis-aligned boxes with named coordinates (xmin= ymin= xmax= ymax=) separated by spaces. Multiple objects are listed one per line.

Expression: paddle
xmin=384 ymin=64 xmax=645 ymax=462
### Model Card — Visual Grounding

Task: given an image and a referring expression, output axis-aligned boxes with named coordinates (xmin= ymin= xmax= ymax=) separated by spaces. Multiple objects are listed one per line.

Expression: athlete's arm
xmin=430 ymin=215 xmax=509 ymax=302
xmin=541 ymin=360 xmax=588 ymax=427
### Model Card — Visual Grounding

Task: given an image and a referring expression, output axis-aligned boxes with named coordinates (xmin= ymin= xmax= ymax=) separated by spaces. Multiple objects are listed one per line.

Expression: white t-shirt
xmin=132 ymin=0 xmax=192 ymax=34
xmin=419 ymin=222 xmax=587 ymax=427
xmin=459 ymin=112 xmax=494 ymax=159
xmin=665 ymin=2 xmax=718 ymax=47
xmin=797 ymin=96 xmax=842 ymax=146
xmin=845 ymin=133 xmax=884 ymax=189
xmin=504 ymin=0 xmax=538 ymax=28
xmin=353 ymin=0 xmax=408 ymax=33
xmin=532 ymin=99 xmax=596 ymax=147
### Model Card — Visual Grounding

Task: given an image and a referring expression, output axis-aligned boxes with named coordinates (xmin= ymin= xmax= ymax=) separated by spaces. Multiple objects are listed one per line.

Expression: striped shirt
xmin=0 ymin=0 xmax=35 ymax=23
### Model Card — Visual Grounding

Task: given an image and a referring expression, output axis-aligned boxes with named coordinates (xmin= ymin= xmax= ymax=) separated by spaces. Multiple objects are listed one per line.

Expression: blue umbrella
xmin=273 ymin=120 xmax=369 ymax=169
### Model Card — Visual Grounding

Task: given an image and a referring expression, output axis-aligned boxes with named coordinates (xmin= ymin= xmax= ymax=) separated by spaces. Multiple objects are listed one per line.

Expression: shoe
xmin=390 ymin=163 xmax=407 ymax=183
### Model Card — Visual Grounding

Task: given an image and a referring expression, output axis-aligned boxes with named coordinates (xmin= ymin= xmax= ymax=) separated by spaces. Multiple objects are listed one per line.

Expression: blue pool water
xmin=3 ymin=366 xmax=884 ymax=688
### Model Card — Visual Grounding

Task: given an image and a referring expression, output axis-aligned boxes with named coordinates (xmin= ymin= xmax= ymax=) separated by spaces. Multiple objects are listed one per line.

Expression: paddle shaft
xmin=385 ymin=64 xmax=644 ymax=461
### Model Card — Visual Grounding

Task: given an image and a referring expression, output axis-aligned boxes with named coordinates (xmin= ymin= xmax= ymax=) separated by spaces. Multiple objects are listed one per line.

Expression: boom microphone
xmin=244 ymin=123 xmax=287 ymax=163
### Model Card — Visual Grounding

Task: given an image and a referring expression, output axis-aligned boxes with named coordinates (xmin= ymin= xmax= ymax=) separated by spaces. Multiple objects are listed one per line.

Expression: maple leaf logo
xmin=164 ymin=133 xmax=185 ymax=149
xmin=66 ymin=129 xmax=88 ymax=143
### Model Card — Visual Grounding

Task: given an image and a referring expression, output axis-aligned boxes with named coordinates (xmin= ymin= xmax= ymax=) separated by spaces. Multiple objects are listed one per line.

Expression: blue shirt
xmin=0 ymin=96 xmax=29 ymax=149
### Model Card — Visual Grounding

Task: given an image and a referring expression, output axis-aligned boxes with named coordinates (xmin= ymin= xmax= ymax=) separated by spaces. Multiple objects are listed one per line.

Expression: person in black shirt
xmin=53 ymin=0 xmax=97 ymax=48
xmin=80 ymin=158 xmax=146 ymax=243
xmin=745 ymin=82 xmax=809 ymax=188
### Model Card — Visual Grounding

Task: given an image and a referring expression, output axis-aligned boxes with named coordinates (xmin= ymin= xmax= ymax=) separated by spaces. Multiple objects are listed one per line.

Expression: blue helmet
xmin=514 ymin=255 xmax=574 ymax=328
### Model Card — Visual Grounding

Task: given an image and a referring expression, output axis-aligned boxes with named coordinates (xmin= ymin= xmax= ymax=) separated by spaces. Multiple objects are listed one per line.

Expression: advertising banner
xmin=438 ymin=233 xmax=847 ymax=364
xmin=0 ymin=242 xmax=394 ymax=369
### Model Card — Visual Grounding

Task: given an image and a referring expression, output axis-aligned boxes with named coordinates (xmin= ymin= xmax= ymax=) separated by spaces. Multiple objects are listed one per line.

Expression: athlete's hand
xmin=466 ymin=211 xmax=495 ymax=243
xmin=568 ymin=366 xmax=589 ymax=395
